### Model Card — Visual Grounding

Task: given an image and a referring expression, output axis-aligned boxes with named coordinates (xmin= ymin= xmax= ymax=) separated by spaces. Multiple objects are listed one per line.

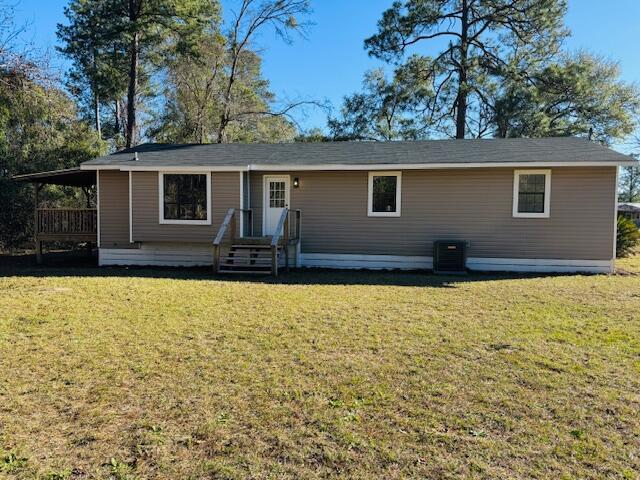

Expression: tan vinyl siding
xmin=131 ymin=171 xmax=240 ymax=243
xmin=98 ymin=170 xmax=131 ymax=248
xmin=250 ymin=167 xmax=616 ymax=260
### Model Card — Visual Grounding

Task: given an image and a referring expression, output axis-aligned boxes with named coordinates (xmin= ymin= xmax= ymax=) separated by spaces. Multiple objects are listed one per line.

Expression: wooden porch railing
xmin=212 ymin=207 xmax=300 ymax=276
xmin=37 ymin=208 xmax=97 ymax=235
xmin=212 ymin=208 xmax=253 ymax=272
xmin=270 ymin=209 xmax=302 ymax=277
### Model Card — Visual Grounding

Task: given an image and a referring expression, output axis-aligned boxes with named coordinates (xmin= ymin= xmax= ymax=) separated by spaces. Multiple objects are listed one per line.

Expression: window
xmin=513 ymin=169 xmax=551 ymax=218
xmin=368 ymin=171 xmax=401 ymax=217
xmin=269 ymin=181 xmax=286 ymax=208
xmin=158 ymin=172 xmax=211 ymax=225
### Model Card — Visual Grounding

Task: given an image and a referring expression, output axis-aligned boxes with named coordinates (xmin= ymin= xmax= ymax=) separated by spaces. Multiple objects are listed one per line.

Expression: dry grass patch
xmin=0 ymin=264 xmax=639 ymax=479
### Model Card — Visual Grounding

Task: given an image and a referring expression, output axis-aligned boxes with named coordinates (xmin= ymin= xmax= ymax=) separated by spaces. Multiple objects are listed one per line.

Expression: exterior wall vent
xmin=433 ymin=240 xmax=467 ymax=274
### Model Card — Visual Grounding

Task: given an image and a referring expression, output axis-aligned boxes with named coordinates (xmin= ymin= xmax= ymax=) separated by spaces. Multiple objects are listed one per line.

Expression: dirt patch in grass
xmin=0 ymin=263 xmax=639 ymax=479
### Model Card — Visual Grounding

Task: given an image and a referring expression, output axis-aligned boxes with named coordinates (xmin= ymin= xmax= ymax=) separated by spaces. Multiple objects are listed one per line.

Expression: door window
xmin=269 ymin=181 xmax=286 ymax=208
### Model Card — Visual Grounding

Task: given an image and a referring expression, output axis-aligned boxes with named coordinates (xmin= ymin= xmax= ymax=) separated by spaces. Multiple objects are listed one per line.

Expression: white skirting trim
xmin=467 ymin=257 xmax=613 ymax=274
xmin=99 ymin=244 xmax=213 ymax=267
xmin=99 ymin=243 xmax=298 ymax=268
xmin=300 ymin=253 xmax=613 ymax=274
xmin=99 ymin=247 xmax=614 ymax=274
xmin=301 ymin=253 xmax=433 ymax=270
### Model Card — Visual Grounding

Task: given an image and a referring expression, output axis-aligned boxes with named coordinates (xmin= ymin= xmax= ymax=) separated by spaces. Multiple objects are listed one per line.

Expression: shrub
xmin=616 ymin=215 xmax=640 ymax=258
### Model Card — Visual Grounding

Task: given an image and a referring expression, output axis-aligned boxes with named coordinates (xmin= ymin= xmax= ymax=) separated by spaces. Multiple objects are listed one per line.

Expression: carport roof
xmin=13 ymin=167 xmax=96 ymax=187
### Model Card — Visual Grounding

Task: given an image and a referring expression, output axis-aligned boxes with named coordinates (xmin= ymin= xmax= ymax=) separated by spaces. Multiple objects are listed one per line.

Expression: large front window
xmin=368 ymin=171 xmax=402 ymax=217
xmin=159 ymin=173 xmax=211 ymax=225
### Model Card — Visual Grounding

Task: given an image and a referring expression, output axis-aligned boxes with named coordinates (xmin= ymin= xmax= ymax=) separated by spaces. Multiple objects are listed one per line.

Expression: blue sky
xmin=13 ymin=0 xmax=640 ymax=148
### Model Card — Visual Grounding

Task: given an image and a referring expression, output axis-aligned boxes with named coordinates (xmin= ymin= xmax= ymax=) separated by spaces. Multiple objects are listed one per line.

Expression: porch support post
xmin=34 ymin=183 xmax=43 ymax=264
xmin=271 ymin=244 xmax=278 ymax=277
xmin=213 ymin=244 xmax=220 ymax=273
xmin=284 ymin=214 xmax=290 ymax=272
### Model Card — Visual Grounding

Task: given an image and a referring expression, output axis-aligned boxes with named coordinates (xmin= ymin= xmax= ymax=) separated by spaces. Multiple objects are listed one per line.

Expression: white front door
xmin=263 ymin=175 xmax=290 ymax=236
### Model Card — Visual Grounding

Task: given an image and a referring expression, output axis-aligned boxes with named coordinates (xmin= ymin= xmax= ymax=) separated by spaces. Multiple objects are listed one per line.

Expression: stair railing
xmin=270 ymin=208 xmax=290 ymax=277
xmin=240 ymin=208 xmax=254 ymax=237
xmin=213 ymin=208 xmax=236 ymax=272
xmin=290 ymin=209 xmax=302 ymax=242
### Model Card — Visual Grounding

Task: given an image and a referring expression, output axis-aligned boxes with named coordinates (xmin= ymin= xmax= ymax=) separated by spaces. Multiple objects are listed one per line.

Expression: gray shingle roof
xmin=82 ymin=137 xmax=635 ymax=169
xmin=618 ymin=203 xmax=640 ymax=212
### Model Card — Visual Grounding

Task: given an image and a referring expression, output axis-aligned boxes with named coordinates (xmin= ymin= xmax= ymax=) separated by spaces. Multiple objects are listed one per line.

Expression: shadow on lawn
xmin=0 ymin=251 xmax=572 ymax=288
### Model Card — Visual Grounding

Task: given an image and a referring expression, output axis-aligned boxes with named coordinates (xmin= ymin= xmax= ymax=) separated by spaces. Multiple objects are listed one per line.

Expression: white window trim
xmin=513 ymin=169 xmax=551 ymax=218
xmin=158 ymin=171 xmax=212 ymax=225
xmin=368 ymin=171 xmax=402 ymax=217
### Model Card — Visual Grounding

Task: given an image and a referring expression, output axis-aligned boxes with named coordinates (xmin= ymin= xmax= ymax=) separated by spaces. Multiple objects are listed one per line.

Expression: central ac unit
xmin=433 ymin=240 xmax=467 ymax=274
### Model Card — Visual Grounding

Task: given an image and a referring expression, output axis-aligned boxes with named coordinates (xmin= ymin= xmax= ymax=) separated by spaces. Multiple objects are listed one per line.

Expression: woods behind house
xmin=1 ymin=0 xmax=640 ymax=250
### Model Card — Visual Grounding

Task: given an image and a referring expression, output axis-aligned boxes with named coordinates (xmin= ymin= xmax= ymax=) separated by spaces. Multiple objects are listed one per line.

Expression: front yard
xmin=0 ymin=261 xmax=639 ymax=479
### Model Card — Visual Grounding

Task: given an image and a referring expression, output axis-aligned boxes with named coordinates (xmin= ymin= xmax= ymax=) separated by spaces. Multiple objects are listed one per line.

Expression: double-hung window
xmin=368 ymin=171 xmax=402 ymax=217
xmin=513 ymin=169 xmax=551 ymax=218
xmin=159 ymin=172 xmax=211 ymax=225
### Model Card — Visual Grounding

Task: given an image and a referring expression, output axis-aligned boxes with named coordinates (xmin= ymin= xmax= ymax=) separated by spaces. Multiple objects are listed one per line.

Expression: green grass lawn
xmin=1 ymin=261 xmax=639 ymax=479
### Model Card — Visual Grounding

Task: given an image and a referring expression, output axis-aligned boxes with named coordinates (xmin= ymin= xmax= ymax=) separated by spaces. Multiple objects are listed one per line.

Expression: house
xmin=16 ymin=137 xmax=637 ymax=274
xmin=618 ymin=202 xmax=640 ymax=227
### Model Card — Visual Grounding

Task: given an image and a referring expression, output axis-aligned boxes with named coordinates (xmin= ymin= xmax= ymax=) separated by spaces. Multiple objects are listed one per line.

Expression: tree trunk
xmin=92 ymin=51 xmax=101 ymax=139
xmin=126 ymin=31 xmax=139 ymax=148
xmin=126 ymin=1 xmax=139 ymax=149
xmin=455 ymin=0 xmax=469 ymax=139
xmin=94 ymin=90 xmax=101 ymax=139
xmin=217 ymin=102 xmax=231 ymax=143
xmin=217 ymin=46 xmax=239 ymax=144
xmin=115 ymin=99 xmax=121 ymax=136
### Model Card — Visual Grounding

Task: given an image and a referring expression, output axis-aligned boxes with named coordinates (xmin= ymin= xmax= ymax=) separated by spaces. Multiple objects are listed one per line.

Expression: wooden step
xmin=221 ymin=257 xmax=286 ymax=264
xmin=231 ymin=237 xmax=276 ymax=246
xmin=221 ymin=258 xmax=273 ymax=265
xmin=217 ymin=269 xmax=273 ymax=275
xmin=224 ymin=254 xmax=275 ymax=260
xmin=226 ymin=250 xmax=274 ymax=255
xmin=220 ymin=263 xmax=271 ymax=270
xmin=217 ymin=241 xmax=286 ymax=275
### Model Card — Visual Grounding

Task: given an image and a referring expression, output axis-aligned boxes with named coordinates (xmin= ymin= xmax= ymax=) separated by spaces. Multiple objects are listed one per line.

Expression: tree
xmin=216 ymin=0 xmax=310 ymax=143
xmin=364 ymin=0 xmax=568 ymax=139
xmin=328 ymin=66 xmax=432 ymax=141
xmin=619 ymin=163 xmax=640 ymax=203
xmin=617 ymin=215 xmax=640 ymax=258
xmin=60 ymin=0 xmax=219 ymax=148
xmin=152 ymin=32 xmax=296 ymax=143
xmin=493 ymin=53 xmax=640 ymax=143
xmin=57 ymin=0 xmax=129 ymax=141
xmin=295 ymin=127 xmax=331 ymax=142
xmin=0 ymin=68 xmax=105 ymax=250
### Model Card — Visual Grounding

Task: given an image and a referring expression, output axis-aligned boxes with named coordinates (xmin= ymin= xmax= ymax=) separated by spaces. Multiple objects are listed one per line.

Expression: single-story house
xmin=15 ymin=137 xmax=637 ymax=274
xmin=618 ymin=202 xmax=640 ymax=227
